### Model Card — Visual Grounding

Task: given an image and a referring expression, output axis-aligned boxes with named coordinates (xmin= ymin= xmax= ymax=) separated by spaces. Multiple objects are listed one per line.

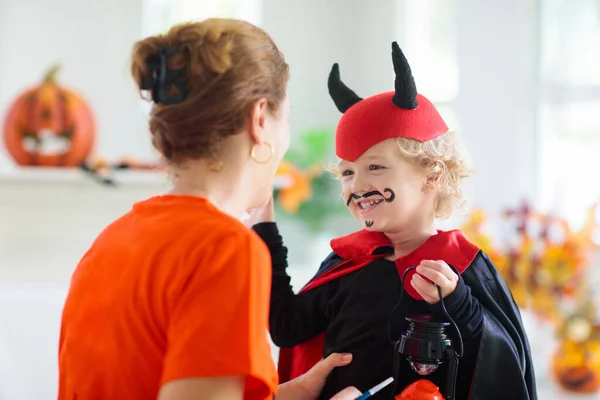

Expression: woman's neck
xmin=170 ymin=166 xmax=250 ymax=219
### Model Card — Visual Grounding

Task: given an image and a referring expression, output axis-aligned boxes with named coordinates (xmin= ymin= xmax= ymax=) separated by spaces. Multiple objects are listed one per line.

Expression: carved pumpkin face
xmin=552 ymin=340 xmax=600 ymax=393
xmin=3 ymin=65 xmax=95 ymax=167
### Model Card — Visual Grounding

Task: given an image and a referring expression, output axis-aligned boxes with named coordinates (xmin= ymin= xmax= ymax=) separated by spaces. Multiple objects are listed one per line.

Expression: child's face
xmin=339 ymin=138 xmax=437 ymax=232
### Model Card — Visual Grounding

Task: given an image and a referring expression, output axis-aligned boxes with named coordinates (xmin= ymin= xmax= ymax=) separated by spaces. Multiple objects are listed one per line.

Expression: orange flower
xmin=537 ymin=239 xmax=586 ymax=299
xmin=276 ymin=162 xmax=321 ymax=213
xmin=529 ymin=287 xmax=560 ymax=323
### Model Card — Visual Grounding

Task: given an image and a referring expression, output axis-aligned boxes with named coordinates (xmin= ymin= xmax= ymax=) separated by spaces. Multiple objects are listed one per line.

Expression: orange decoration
xmin=275 ymin=161 xmax=321 ymax=213
xmin=552 ymin=340 xmax=600 ymax=393
xmin=460 ymin=209 xmax=505 ymax=268
xmin=395 ymin=379 xmax=443 ymax=400
xmin=462 ymin=202 xmax=600 ymax=393
xmin=3 ymin=64 xmax=96 ymax=167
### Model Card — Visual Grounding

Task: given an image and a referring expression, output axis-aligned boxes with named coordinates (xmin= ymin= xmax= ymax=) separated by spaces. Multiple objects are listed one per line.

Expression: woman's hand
xmin=329 ymin=386 xmax=362 ymax=400
xmin=278 ymin=353 xmax=359 ymax=400
xmin=243 ymin=196 xmax=276 ymax=227
xmin=411 ymin=260 xmax=459 ymax=304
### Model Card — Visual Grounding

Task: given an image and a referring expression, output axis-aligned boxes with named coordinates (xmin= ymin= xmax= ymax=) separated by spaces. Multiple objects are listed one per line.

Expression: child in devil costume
xmin=250 ymin=42 xmax=536 ymax=400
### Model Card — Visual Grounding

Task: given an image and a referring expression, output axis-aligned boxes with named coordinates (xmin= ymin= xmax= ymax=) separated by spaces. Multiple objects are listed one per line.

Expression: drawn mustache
xmin=346 ymin=188 xmax=396 ymax=207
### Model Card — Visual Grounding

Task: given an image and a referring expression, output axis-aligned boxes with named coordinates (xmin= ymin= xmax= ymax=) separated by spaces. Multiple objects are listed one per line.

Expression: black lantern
xmin=389 ymin=266 xmax=464 ymax=400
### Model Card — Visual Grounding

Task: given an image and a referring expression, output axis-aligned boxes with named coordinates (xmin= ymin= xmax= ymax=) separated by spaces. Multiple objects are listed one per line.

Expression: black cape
xmin=313 ymin=251 xmax=537 ymax=399
xmin=461 ymin=252 xmax=537 ymax=399
xmin=264 ymin=225 xmax=537 ymax=400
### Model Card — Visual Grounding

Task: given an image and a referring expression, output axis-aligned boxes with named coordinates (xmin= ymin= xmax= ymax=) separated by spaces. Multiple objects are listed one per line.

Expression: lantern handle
xmin=387 ymin=266 xmax=464 ymax=358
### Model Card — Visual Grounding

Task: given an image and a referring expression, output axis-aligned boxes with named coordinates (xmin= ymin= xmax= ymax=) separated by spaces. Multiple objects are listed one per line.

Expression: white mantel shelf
xmin=0 ymin=166 xmax=292 ymax=188
xmin=0 ymin=166 xmax=163 ymax=184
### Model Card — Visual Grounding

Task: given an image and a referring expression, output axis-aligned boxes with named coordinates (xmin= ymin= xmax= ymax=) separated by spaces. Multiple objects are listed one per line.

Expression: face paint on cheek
xmin=383 ymin=188 xmax=396 ymax=202
xmin=365 ymin=221 xmax=374 ymax=228
xmin=346 ymin=193 xmax=361 ymax=207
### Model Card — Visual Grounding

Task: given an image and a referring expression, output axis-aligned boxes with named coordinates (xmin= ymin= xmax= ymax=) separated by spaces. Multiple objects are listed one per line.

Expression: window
xmin=395 ymin=0 xmax=460 ymax=131
xmin=537 ymin=0 xmax=600 ymax=228
xmin=540 ymin=0 xmax=600 ymax=86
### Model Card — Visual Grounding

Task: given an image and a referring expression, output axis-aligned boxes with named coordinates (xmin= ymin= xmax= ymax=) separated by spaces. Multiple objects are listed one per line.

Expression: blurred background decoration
xmin=79 ymin=156 xmax=160 ymax=185
xmin=77 ymin=134 xmax=334 ymax=195
xmin=552 ymin=297 xmax=600 ymax=394
xmin=274 ymin=127 xmax=347 ymax=232
xmin=2 ymin=64 xmax=96 ymax=167
xmin=462 ymin=202 xmax=600 ymax=393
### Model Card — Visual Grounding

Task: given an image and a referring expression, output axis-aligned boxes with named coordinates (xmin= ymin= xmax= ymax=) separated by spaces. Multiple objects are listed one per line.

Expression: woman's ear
xmin=247 ymin=98 xmax=269 ymax=144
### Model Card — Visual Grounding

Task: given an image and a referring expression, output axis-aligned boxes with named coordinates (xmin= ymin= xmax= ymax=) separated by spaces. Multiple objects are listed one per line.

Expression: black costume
xmin=254 ymin=224 xmax=537 ymax=399
xmin=255 ymin=41 xmax=537 ymax=399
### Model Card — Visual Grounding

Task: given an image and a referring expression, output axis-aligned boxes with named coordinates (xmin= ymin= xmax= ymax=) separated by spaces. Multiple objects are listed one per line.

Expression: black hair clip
xmin=141 ymin=47 xmax=188 ymax=105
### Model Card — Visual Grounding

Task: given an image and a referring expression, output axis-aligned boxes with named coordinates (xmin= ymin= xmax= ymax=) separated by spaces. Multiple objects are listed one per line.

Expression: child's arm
xmin=414 ymin=255 xmax=536 ymax=398
xmin=253 ymin=222 xmax=336 ymax=348
xmin=412 ymin=261 xmax=484 ymax=399
xmin=429 ymin=274 xmax=483 ymax=400
xmin=429 ymin=276 xmax=483 ymax=342
xmin=412 ymin=261 xmax=483 ymax=341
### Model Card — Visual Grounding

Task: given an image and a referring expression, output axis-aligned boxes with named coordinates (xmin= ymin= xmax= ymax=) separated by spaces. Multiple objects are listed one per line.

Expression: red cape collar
xmin=330 ymin=229 xmax=478 ymax=273
xmin=330 ymin=229 xmax=479 ymax=299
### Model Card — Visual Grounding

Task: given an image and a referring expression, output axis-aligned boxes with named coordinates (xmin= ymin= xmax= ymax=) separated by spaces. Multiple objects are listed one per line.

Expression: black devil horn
xmin=391 ymin=42 xmax=418 ymax=109
xmin=328 ymin=63 xmax=363 ymax=113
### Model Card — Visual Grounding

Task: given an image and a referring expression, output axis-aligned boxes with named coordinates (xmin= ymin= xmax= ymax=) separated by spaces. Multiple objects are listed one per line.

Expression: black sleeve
xmin=252 ymin=222 xmax=336 ymax=348
xmin=428 ymin=267 xmax=484 ymax=400
xmin=429 ymin=274 xmax=484 ymax=342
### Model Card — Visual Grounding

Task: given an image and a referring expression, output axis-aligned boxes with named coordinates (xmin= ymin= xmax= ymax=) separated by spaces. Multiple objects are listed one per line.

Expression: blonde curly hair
xmin=328 ymin=131 xmax=472 ymax=220
xmin=395 ymin=131 xmax=472 ymax=219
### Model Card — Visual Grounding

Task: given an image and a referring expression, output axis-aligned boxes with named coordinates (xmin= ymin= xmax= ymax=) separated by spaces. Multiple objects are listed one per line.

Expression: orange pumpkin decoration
xmin=275 ymin=162 xmax=322 ymax=213
xmin=3 ymin=64 xmax=96 ymax=167
xmin=395 ymin=379 xmax=443 ymax=400
xmin=552 ymin=340 xmax=600 ymax=393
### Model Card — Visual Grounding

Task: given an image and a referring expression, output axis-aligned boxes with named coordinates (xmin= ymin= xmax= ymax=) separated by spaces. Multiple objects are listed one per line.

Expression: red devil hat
xmin=329 ymin=42 xmax=449 ymax=162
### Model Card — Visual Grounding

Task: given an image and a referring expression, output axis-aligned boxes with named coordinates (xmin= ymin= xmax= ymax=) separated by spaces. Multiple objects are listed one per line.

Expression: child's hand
xmin=411 ymin=260 xmax=459 ymax=304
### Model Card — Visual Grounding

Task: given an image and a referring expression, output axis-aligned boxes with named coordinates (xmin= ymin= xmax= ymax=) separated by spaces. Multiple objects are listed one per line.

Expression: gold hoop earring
xmin=250 ymin=141 xmax=274 ymax=164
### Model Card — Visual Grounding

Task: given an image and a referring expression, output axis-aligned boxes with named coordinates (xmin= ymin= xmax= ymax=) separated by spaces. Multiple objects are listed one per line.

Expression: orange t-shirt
xmin=58 ymin=195 xmax=278 ymax=400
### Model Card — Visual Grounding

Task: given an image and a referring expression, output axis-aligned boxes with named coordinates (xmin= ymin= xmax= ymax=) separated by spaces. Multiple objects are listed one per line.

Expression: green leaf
xmin=285 ymin=127 xmax=335 ymax=169
xmin=276 ymin=126 xmax=347 ymax=232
